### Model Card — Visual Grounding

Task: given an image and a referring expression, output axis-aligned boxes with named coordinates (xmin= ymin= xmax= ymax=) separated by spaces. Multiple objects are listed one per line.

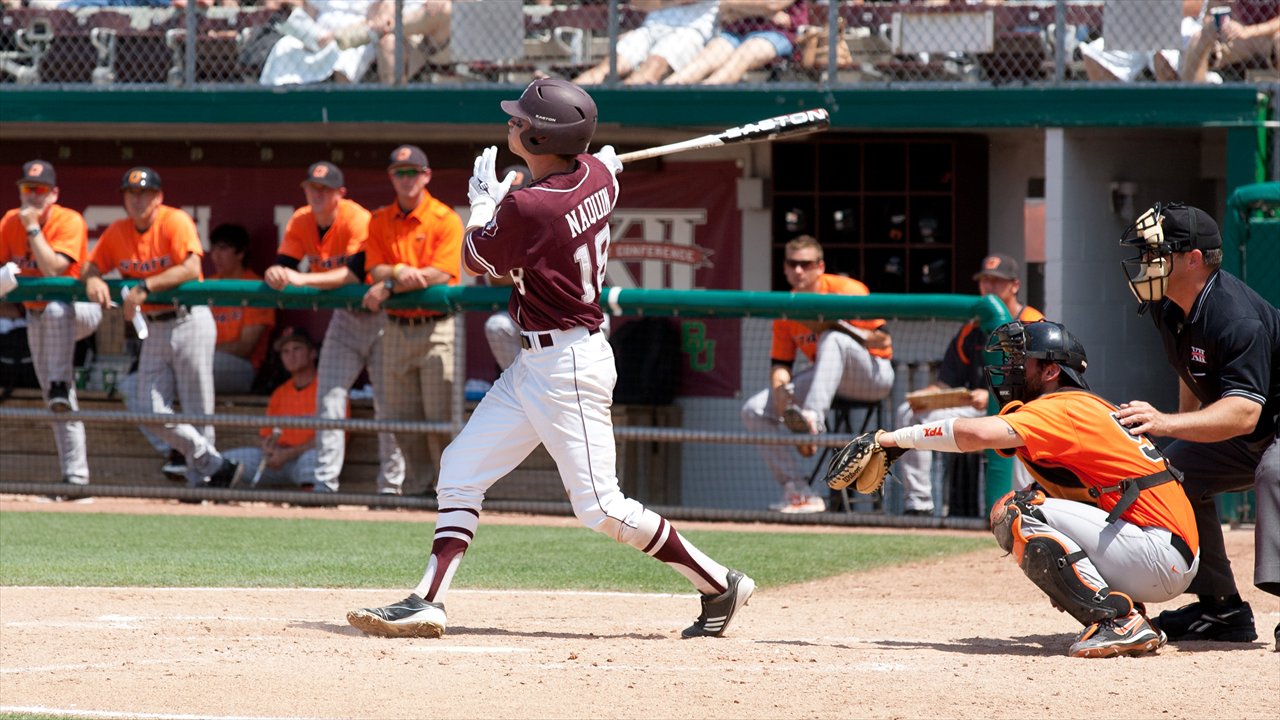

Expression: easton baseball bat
xmin=250 ymin=427 xmax=283 ymax=488
xmin=615 ymin=108 xmax=830 ymax=163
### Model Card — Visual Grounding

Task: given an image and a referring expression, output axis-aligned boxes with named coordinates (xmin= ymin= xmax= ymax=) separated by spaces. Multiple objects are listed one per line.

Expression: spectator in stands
xmin=893 ymin=254 xmax=1044 ymax=517
xmin=740 ymin=235 xmax=894 ymax=514
xmin=259 ymin=0 xmax=382 ymax=85
xmin=0 ymin=160 xmax=102 ymax=498
xmin=224 ymin=325 xmax=328 ymax=489
xmin=370 ymin=0 xmax=452 ymax=85
xmin=361 ymin=144 xmax=462 ymax=495
xmin=265 ymin=160 xmax=406 ymax=494
xmin=1179 ymin=1 xmax=1280 ymax=82
xmin=1082 ymin=0 xmax=1204 ymax=83
xmin=574 ymin=0 xmax=719 ymax=85
xmin=664 ymin=0 xmax=804 ymax=85
xmin=207 ymin=223 xmax=274 ymax=394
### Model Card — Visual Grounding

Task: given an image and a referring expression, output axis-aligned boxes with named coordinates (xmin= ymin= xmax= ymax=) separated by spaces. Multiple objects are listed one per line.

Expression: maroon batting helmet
xmin=501 ymin=78 xmax=597 ymax=156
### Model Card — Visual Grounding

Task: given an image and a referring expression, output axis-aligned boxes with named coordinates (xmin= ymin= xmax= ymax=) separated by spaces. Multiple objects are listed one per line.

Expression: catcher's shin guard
xmin=1019 ymin=536 xmax=1133 ymax=626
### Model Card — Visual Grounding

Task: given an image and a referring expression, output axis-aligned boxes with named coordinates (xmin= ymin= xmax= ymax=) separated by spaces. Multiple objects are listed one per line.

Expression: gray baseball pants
xmin=133 ymin=305 xmax=226 ymax=484
xmin=224 ymin=445 xmax=321 ymax=489
xmin=26 ymin=301 xmax=101 ymax=484
xmin=314 ymin=309 xmax=404 ymax=493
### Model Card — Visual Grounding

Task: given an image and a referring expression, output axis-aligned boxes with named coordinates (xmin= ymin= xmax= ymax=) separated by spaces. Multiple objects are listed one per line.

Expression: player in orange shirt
xmin=264 ymin=161 xmax=404 ymax=495
xmin=740 ymin=235 xmax=894 ymax=513
xmin=81 ymin=166 xmax=243 ymax=489
xmin=0 ymin=160 xmax=102 ymax=496
xmin=894 ymin=254 xmax=1045 ymax=517
xmin=361 ymin=144 xmax=463 ymax=493
xmin=208 ymin=224 xmax=275 ymax=394
xmin=224 ymin=326 xmax=333 ymax=489
xmin=872 ymin=319 xmax=1199 ymax=659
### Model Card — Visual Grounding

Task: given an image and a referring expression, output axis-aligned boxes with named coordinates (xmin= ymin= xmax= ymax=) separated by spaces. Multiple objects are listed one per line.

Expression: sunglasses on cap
xmin=18 ymin=184 xmax=51 ymax=196
xmin=391 ymin=168 xmax=423 ymax=178
xmin=784 ymin=258 xmax=819 ymax=270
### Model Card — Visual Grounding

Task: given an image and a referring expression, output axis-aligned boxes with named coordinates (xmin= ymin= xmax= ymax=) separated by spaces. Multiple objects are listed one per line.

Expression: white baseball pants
xmin=26 ymin=301 xmax=101 ymax=484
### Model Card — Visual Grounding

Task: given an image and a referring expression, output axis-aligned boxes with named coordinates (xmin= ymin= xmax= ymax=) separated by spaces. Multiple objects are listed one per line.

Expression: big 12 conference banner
xmin=1 ymin=161 xmax=743 ymax=398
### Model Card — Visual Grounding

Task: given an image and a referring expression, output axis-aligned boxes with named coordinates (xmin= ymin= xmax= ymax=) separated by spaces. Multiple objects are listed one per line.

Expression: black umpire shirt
xmin=1149 ymin=269 xmax=1280 ymax=446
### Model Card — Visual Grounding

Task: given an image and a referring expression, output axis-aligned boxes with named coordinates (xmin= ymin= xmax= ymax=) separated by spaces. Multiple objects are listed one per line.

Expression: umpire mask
xmin=1119 ymin=204 xmax=1175 ymax=304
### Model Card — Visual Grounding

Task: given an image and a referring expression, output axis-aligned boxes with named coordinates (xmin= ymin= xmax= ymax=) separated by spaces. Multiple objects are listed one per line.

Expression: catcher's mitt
xmin=823 ymin=431 xmax=906 ymax=494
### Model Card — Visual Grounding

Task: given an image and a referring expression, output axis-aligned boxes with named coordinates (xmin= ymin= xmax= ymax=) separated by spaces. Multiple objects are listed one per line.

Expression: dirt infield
xmin=1 ymin=498 xmax=1277 ymax=720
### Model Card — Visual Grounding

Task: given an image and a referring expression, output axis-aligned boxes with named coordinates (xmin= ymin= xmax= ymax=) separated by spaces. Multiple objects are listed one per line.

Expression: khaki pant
xmin=382 ymin=315 xmax=455 ymax=494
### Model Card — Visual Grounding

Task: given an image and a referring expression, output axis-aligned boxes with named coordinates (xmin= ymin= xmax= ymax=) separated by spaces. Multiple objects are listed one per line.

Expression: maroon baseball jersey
xmin=465 ymin=154 xmax=617 ymax=333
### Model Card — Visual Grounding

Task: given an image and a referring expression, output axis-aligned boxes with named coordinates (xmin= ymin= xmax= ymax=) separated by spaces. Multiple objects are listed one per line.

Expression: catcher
xmin=825 ymin=319 xmax=1200 ymax=658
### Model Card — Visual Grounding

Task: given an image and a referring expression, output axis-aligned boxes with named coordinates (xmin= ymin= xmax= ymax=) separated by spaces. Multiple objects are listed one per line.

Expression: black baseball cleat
xmin=207 ymin=458 xmax=244 ymax=489
xmin=347 ymin=594 xmax=447 ymax=638
xmin=682 ymin=569 xmax=755 ymax=638
xmin=161 ymin=449 xmax=187 ymax=480
xmin=46 ymin=381 xmax=71 ymax=412
xmin=1155 ymin=600 xmax=1257 ymax=642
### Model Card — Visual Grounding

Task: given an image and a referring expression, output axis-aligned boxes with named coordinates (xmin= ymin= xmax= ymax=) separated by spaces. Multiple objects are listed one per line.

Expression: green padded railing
xmin=6 ymin=278 xmax=1014 ymax=508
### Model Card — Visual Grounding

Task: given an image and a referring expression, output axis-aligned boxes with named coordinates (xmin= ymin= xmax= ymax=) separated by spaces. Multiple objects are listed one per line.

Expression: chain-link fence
xmin=2 ymin=1 xmax=1275 ymax=88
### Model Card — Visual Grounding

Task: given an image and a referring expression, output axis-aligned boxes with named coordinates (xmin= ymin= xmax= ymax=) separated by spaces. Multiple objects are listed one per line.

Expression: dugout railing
xmin=2 ymin=1 xmax=1276 ymax=88
xmin=0 ymin=277 xmax=1011 ymax=529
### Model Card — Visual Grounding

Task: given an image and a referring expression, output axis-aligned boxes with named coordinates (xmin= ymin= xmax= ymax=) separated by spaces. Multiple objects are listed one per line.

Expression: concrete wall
xmin=1046 ymin=127 xmax=1223 ymax=410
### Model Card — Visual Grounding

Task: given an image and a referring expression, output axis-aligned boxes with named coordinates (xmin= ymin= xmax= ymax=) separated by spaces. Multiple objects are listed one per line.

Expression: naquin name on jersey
xmin=564 ymin=186 xmax=612 ymax=238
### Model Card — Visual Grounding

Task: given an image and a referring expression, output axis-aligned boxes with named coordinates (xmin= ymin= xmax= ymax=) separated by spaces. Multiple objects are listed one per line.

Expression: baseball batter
xmin=348 ymin=78 xmax=754 ymax=639
xmin=264 ymin=161 xmax=405 ymax=494
xmin=0 ymin=160 xmax=102 ymax=494
xmin=873 ymin=320 xmax=1199 ymax=658
xmin=83 ymin=167 xmax=243 ymax=488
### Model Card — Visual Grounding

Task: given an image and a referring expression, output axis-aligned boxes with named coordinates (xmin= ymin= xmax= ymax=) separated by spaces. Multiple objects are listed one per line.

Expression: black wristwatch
xmin=382 ymin=277 xmax=395 ymax=293
xmin=25 ymin=226 xmax=40 ymax=238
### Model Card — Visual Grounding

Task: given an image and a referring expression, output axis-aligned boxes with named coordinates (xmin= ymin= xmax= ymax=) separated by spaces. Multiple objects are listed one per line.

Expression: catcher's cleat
xmin=347 ymin=594 xmax=447 ymax=638
xmin=682 ymin=569 xmax=755 ymax=639
xmin=1069 ymin=612 xmax=1163 ymax=658
xmin=1155 ymin=600 xmax=1257 ymax=642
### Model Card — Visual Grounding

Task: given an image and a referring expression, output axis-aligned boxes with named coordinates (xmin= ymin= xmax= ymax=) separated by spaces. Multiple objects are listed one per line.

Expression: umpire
xmin=1116 ymin=202 xmax=1279 ymax=650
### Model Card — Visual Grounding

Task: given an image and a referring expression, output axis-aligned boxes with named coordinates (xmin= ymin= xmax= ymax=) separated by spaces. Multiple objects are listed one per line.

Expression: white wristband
xmin=892 ymin=418 xmax=961 ymax=453
xmin=466 ymin=197 xmax=496 ymax=231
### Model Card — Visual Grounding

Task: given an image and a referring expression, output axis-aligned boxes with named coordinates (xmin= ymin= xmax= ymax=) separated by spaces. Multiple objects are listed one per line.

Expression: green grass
xmin=0 ymin=512 xmax=989 ymax=592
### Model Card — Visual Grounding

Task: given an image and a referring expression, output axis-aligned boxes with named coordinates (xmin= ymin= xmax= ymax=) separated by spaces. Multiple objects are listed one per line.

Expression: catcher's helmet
xmin=984 ymin=320 xmax=1089 ymax=405
xmin=1119 ymin=202 xmax=1221 ymax=304
xmin=501 ymin=78 xmax=597 ymax=156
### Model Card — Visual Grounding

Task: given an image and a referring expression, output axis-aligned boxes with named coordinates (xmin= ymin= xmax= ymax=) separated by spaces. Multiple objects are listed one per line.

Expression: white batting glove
xmin=0 ymin=261 xmax=20 ymax=298
xmin=466 ymin=146 xmax=516 ymax=229
xmin=593 ymin=145 xmax=623 ymax=176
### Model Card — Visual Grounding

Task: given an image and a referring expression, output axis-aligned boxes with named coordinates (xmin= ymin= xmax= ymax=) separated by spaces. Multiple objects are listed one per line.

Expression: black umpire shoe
xmin=46 ymin=381 xmax=71 ymax=412
xmin=1155 ymin=600 xmax=1257 ymax=642
xmin=207 ymin=458 xmax=245 ymax=489
xmin=682 ymin=569 xmax=756 ymax=638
